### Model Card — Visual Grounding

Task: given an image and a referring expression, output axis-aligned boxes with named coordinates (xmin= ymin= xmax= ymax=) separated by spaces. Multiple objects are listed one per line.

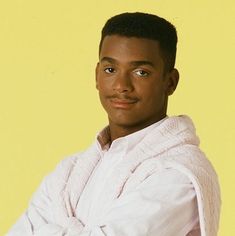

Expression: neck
xmin=109 ymin=115 xmax=166 ymax=142
xmin=109 ymin=126 xmax=137 ymax=142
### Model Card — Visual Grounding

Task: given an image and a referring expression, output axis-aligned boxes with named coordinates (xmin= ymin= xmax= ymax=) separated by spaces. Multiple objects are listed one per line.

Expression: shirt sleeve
xmin=6 ymin=175 xmax=84 ymax=236
xmin=6 ymin=157 xmax=85 ymax=236
xmin=6 ymin=167 xmax=199 ymax=236
xmin=78 ymin=168 xmax=200 ymax=236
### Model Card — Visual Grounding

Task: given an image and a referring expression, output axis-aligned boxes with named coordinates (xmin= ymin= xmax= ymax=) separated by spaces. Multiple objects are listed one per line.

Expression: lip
xmin=110 ymin=98 xmax=138 ymax=109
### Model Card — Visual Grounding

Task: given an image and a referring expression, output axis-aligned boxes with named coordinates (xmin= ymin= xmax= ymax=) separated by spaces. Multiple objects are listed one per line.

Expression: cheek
xmin=137 ymin=83 xmax=162 ymax=98
xmin=97 ymin=77 xmax=112 ymax=94
xmin=140 ymin=85 xmax=166 ymax=107
xmin=98 ymin=85 xmax=110 ymax=109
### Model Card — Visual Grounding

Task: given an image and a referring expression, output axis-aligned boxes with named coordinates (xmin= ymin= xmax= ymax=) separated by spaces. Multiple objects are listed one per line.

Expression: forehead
xmin=99 ymin=35 xmax=164 ymax=64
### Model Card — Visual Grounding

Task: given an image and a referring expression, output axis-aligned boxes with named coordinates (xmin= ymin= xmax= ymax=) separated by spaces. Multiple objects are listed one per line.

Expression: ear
xmin=95 ymin=62 xmax=99 ymax=90
xmin=165 ymin=69 xmax=179 ymax=96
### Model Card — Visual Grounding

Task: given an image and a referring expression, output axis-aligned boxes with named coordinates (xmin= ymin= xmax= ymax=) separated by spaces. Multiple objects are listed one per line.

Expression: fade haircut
xmin=99 ymin=12 xmax=178 ymax=72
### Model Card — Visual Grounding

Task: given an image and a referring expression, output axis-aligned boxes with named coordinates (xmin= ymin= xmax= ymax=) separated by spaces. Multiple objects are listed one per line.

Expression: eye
xmin=134 ymin=69 xmax=149 ymax=77
xmin=104 ymin=67 xmax=116 ymax=74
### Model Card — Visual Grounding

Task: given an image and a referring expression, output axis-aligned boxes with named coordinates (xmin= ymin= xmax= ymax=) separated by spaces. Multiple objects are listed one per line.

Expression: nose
xmin=112 ymin=72 xmax=134 ymax=93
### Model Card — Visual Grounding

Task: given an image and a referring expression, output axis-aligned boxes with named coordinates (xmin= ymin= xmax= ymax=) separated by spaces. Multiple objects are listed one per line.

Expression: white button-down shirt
xmin=75 ymin=118 xmax=200 ymax=235
xmin=6 ymin=117 xmax=202 ymax=236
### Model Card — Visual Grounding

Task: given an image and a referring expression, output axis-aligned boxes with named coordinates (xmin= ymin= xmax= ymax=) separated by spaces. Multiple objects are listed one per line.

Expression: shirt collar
xmin=96 ymin=116 xmax=168 ymax=153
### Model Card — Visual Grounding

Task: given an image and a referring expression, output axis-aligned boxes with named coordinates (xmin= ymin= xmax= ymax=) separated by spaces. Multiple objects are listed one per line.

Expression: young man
xmin=7 ymin=12 xmax=221 ymax=236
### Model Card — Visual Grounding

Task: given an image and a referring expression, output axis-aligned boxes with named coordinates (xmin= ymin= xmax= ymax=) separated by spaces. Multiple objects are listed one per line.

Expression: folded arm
xmin=7 ymin=168 xmax=199 ymax=236
xmin=79 ymin=168 xmax=199 ymax=236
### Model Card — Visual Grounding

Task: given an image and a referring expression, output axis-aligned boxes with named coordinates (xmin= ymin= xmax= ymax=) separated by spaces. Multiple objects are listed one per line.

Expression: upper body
xmin=7 ymin=115 xmax=220 ymax=236
xmin=7 ymin=12 xmax=221 ymax=235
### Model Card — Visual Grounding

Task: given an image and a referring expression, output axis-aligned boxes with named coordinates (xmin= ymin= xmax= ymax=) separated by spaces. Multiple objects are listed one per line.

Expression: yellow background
xmin=0 ymin=1 xmax=234 ymax=235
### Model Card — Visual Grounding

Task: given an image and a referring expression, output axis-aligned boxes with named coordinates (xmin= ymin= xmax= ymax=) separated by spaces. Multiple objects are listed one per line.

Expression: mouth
xmin=109 ymin=97 xmax=138 ymax=109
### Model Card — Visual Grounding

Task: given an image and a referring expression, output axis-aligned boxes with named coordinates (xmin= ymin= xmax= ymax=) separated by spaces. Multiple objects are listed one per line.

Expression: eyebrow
xmin=100 ymin=57 xmax=155 ymax=68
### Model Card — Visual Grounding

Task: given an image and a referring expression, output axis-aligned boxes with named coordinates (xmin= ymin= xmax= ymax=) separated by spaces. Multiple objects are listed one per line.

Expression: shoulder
xmin=44 ymin=142 xmax=98 ymax=195
xmin=126 ymin=149 xmax=219 ymax=196
xmin=38 ymin=154 xmax=79 ymax=196
xmin=162 ymin=148 xmax=219 ymax=185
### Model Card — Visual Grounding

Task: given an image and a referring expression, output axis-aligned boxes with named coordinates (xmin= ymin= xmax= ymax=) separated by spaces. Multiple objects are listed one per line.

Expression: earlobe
xmin=166 ymin=69 xmax=179 ymax=95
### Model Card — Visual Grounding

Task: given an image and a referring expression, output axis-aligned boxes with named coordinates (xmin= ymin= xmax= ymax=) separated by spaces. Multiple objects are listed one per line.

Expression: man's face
xmin=96 ymin=35 xmax=178 ymax=131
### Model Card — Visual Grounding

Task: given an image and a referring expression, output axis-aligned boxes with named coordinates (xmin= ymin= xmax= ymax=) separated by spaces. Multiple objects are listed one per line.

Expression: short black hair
xmin=99 ymin=12 xmax=178 ymax=72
